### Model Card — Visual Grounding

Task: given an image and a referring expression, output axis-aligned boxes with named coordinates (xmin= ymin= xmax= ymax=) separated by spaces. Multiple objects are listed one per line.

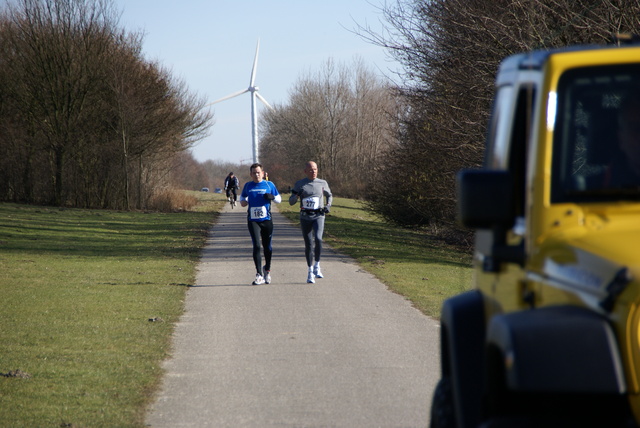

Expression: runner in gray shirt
xmin=289 ymin=161 xmax=333 ymax=283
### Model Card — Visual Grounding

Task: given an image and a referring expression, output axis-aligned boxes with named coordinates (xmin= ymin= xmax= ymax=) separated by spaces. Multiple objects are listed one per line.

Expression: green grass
xmin=0 ymin=193 xmax=225 ymax=427
xmin=278 ymin=197 xmax=473 ymax=316
xmin=0 ymin=191 xmax=470 ymax=426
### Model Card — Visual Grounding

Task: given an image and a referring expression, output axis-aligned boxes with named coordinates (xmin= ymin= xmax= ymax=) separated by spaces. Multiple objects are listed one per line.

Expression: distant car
xmin=214 ymin=188 xmax=222 ymax=193
xmin=201 ymin=187 xmax=209 ymax=192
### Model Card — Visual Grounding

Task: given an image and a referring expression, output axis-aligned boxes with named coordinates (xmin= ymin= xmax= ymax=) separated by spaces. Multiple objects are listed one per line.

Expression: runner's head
xmin=304 ymin=161 xmax=318 ymax=180
xmin=250 ymin=163 xmax=264 ymax=183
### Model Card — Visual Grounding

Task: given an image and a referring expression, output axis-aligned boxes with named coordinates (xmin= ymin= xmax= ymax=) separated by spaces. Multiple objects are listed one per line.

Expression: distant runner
xmin=240 ymin=163 xmax=281 ymax=285
xmin=224 ymin=172 xmax=239 ymax=205
xmin=289 ymin=161 xmax=332 ymax=284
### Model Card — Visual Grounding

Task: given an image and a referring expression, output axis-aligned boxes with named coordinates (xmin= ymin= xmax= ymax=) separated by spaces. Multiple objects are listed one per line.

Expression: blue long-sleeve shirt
xmin=241 ymin=180 xmax=281 ymax=221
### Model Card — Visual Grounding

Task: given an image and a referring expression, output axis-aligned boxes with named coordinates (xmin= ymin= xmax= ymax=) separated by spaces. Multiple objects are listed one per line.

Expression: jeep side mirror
xmin=457 ymin=169 xmax=515 ymax=229
xmin=457 ymin=169 xmax=524 ymax=270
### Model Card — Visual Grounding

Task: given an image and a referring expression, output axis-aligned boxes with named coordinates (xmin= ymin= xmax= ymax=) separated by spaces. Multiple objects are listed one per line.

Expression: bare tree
xmin=2 ymin=0 xmax=119 ymax=205
xmin=0 ymin=0 xmax=213 ymax=209
xmin=117 ymin=63 xmax=212 ymax=209
xmin=360 ymin=0 xmax=640 ymax=233
xmin=260 ymin=57 xmax=398 ymax=196
xmin=198 ymin=159 xmax=245 ymax=191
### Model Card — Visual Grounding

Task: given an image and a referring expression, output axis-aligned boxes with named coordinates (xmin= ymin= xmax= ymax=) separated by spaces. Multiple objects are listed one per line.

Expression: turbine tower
xmin=210 ymin=39 xmax=272 ymax=163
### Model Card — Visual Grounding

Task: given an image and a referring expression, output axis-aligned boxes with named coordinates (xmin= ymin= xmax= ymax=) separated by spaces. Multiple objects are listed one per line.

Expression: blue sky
xmin=115 ymin=0 xmax=400 ymax=165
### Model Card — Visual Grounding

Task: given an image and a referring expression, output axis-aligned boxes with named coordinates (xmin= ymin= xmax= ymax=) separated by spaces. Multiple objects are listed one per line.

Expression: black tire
xmin=430 ymin=378 xmax=456 ymax=428
xmin=479 ymin=417 xmax=537 ymax=428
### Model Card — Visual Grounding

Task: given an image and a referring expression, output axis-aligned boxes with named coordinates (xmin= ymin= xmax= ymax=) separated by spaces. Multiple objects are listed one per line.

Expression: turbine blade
xmin=255 ymin=92 xmax=273 ymax=110
xmin=249 ymin=39 xmax=260 ymax=87
xmin=206 ymin=88 xmax=249 ymax=106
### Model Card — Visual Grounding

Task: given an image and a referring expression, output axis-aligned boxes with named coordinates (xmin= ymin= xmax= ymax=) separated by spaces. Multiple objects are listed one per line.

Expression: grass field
xmin=0 ymin=193 xmax=223 ymax=427
xmin=0 ymin=192 xmax=472 ymax=426
xmin=277 ymin=197 xmax=473 ymax=316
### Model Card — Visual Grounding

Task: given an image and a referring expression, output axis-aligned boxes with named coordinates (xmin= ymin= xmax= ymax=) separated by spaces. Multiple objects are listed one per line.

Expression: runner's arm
xmin=289 ymin=183 xmax=301 ymax=206
xmin=263 ymin=183 xmax=282 ymax=204
xmin=239 ymin=184 xmax=249 ymax=207
xmin=323 ymin=183 xmax=333 ymax=208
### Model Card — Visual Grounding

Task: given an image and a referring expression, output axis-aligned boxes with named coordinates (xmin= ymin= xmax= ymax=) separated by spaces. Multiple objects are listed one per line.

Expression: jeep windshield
xmin=551 ymin=64 xmax=640 ymax=203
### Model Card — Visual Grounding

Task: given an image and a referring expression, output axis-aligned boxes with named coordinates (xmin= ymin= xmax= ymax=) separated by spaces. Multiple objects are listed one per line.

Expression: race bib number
xmin=302 ymin=196 xmax=320 ymax=210
xmin=250 ymin=206 xmax=268 ymax=220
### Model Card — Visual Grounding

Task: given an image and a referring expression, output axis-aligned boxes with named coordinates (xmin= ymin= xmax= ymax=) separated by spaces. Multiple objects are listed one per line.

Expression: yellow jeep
xmin=431 ymin=39 xmax=640 ymax=427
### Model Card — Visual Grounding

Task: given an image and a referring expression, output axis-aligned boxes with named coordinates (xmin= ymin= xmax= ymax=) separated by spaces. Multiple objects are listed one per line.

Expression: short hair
xmin=250 ymin=163 xmax=262 ymax=171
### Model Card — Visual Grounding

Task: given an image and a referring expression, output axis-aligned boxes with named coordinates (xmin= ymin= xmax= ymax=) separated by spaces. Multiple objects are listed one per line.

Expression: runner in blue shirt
xmin=240 ymin=163 xmax=281 ymax=285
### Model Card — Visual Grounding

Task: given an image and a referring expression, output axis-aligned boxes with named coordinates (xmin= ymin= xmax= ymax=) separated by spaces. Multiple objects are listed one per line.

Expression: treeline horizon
xmin=0 ymin=0 xmax=211 ymax=210
xmin=4 ymin=0 xmax=640 ymax=244
xmin=256 ymin=0 xmax=640 ymax=243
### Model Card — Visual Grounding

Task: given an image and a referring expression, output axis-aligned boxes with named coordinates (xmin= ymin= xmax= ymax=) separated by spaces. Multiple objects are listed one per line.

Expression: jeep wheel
xmin=429 ymin=378 xmax=456 ymax=428
xmin=479 ymin=418 xmax=537 ymax=428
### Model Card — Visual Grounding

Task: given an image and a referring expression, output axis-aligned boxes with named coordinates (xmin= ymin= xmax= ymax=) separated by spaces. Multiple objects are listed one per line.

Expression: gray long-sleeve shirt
xmin=289 ymin=178 xmax=332 ymax=210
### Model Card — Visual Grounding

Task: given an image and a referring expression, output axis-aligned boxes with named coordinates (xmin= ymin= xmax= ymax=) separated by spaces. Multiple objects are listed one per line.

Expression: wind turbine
xmin=209 ymin=39 xmax=272 ymax=163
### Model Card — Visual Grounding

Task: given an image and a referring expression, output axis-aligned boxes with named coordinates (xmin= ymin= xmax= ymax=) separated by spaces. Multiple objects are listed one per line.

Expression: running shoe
xmin=263 ymin=266 xmax=271 ymax=284
xmin=313 ymin=266 xmax=323 ymax=278
xmin=307 ymin=271 xmax=315 ymax=284
xmin=252 ymin=274 xmax=265 ymax=285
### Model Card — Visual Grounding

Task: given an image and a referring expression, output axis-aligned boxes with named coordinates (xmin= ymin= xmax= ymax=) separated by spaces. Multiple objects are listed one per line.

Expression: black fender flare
xmin=486 ymin=305 xmax=626 ymax=394
xmin=440 ymin=290 xmax=486 ymax=428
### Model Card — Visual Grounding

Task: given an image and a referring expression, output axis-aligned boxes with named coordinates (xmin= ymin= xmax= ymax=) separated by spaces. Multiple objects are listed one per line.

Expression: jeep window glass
xmin=551 ymin=65 xmax=640 ymax=203
xmin=485 ymin=86 xmax=514 ymax=169
xmin=510 ymin=86 xmax=536 ymax=218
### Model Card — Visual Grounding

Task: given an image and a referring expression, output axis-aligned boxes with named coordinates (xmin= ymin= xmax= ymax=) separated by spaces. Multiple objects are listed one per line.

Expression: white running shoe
xmin=313 ymin=266 xmax=323 ymax=278
xmin=307 ymin=271 xmax=315 ymax=284
xmin=252 ymin=274 xmax=265 ymax=285
xmin=263 ymin=267 xmax=271 ymax=284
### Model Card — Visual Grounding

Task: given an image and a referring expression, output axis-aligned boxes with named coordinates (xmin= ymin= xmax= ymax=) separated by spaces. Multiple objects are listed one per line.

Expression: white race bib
xmin=302 ymin=196 xmax=320 ymax=210
xmin=250 ymin=206 xmax=268 ymax=220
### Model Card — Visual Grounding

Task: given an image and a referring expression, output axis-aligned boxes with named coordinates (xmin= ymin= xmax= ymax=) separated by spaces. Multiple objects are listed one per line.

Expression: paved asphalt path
xmin=146 ymin=201 xmax=441 ymax=427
